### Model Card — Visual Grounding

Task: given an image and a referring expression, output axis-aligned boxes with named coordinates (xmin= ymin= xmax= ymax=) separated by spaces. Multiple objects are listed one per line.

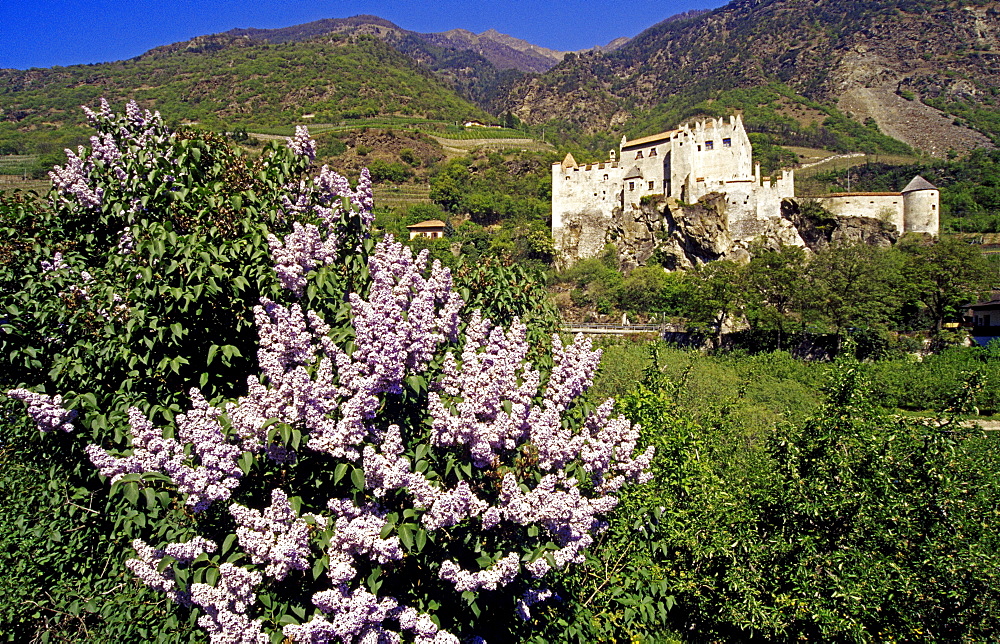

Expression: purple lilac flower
xmin=305 ymin=236 xmax=462 ymax=459
xmin=126 ymin=537 xmax=216 ymax=605
xmin=189 ymin=563 xmax=269 ymax=644
xmin=40 ymin=252 xmax=67 ymax=273
xmin=268 ymin=223 xmax=339 ymax=297
xmin=438 ymin=552 xmax=520 ymax=592
xmin=6 ymin=389 xmax=77 ymax=433
xmin=86 ymin=390 xmax=243 ymax=511
xmin=287 ymin=125 xmax=317 ymax=162
xmin=117 ymin=229 xmax=135 ymax=254
xmin=81 ymin=98 xmax=113 ymax=125
xmin=323 ymin=499 xmax=403 ymax=584
xmin=50 ymin=147 xmax=104 ymax=209
xmin=284 ymin=585 xmax=460 ymax=644
xmin=230 ymin=488 xmax=312 ymax=580
xmin=516 ymin=588 xmax=555 ymax=621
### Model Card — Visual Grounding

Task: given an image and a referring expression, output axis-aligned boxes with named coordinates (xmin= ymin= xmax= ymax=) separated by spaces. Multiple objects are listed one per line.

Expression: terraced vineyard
xmin=372 ymin=183 xmax=431 ymax=209
xmin=249 ymin=118 xmax=530 ymax=141
xmin=0 ymin=155 xmax=39 ymax=176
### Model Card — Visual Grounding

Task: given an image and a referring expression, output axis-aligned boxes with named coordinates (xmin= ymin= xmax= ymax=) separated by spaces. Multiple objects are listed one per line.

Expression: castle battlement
xmin=552 ymin=114 xmax=939 ymax=267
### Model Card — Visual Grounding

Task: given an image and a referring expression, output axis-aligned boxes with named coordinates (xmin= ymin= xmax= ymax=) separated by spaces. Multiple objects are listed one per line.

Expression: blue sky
xmin=1 ymin=0 xmax=725 ymax=70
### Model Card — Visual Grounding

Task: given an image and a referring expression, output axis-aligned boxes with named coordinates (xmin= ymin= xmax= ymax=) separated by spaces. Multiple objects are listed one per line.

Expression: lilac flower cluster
xmin=276 ymin=495 xmax=465 ymax=643
xmin=117 ymin=229 xmax=135 ymax=254
xmin=6 ymin=389 xmax=77 ymax=433
xmin=516 ymin=588 xmax=555 ymax=621
xmin=49 ymin=146 xmax=104 ymax=209
xmin=232 ymin=236 xmax=461 ymax=461
xmin=421 ymin=314 xmax=653 ymax=578
xmin=40 ymin=252 xmax=67 ymax=273
xmin=189 ymin=563 xmax=269 ymax=644
xmin=268 ymin=222 xmax=338 ymax=296
xmin=126 ymin=537 xmax=217 ymax=604
xmin=57 ymin=99 xmax=172 ymax=214
xmin=269 ymin=163 xmax=375 ymax=296
xmin=324 ymin=498 xmax=402 ymax=584
xmin=284 ymin=584 xmax=459 ymax=644
xmin=439 ymin=552 xmax=520 ymax=592
xmin=225 ymin=299 xmax=341 ymax=458
xmin=287 ymin=125 xmax=317 ymax=162
xmin=230 ymin=488 xmax=313 ymax=580
xmin=86 ymin=390 xmax=243 ymax=511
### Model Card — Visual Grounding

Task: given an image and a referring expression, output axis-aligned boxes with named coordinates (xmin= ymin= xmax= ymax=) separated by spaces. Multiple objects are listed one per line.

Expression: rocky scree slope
xmin=502 ymin=0 xmax=999 ymax=156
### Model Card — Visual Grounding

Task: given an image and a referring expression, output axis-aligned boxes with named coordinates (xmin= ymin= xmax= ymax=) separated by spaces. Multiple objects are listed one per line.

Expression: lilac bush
xmin=6 ymin=117 xmax=653 ymax=642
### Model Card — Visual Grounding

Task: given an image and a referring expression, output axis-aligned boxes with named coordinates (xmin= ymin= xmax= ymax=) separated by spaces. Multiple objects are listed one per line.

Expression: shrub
xmin=2 ymin=102 xmax=653 ymax=643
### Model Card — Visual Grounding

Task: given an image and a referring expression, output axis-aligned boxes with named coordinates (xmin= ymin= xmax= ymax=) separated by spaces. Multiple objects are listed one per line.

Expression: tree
xmin=900 ymin=236 xmax=991 ymax=332
xmin=743 ymin=243 xmax=807 ymax=340
xmin=682 ymin=260 xmax=746 ymax=343
xmin=805 ymin=242 xmax=904 ymax=339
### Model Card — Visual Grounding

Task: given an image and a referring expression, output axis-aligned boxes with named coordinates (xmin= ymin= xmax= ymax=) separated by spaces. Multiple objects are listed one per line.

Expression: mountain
xmin=0 ymin=33 xmax=488 ymax=130
xmin=503 ymin=0 xmax=999 ymax=156
xmin=225 ymin=15 xmax=570 ymax=74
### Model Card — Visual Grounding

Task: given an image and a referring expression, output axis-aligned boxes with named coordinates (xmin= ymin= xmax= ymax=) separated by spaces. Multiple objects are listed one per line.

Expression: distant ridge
xmin=224 ymin=15 xmax=577 ymax=74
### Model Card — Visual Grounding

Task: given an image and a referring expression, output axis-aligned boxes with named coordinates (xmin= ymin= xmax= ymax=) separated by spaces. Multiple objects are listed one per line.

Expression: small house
xmin=407 ymin=219 xmax=447 ymax=240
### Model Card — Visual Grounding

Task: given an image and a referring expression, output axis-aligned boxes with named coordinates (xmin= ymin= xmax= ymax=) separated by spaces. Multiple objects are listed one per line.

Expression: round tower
xmin=901 ymin=175 xmax=939 ymax=235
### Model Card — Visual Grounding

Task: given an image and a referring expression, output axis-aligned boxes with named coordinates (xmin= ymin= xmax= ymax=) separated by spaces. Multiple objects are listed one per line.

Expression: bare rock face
xmin=783 ymin=199 xmax=898 ymax=251
xmin=562 ymin=195 xmax=900 ymax=272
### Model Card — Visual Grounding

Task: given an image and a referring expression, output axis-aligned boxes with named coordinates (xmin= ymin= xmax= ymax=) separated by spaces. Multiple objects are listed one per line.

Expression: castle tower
xmin=901 ymin=175 xmax=940 ymax=235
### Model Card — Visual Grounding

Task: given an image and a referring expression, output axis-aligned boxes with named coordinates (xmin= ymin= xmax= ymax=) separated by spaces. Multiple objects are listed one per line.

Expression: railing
xmin=561 ymin=323 xmax=689 ymax=334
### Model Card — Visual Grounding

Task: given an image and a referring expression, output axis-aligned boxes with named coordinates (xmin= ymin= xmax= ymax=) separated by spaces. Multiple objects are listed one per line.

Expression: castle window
xmin=705 ymin=140 xmax=714 ymax=150
xmin=603 ymin=174 xmax=608 ymax=181
xmin=565 ymin=176 xmax=570 ymax=180
xmin=648 ymin=181 xmax=654 ymax=190
xmin=635 ymin=151 xmax=643 ymax=159
xmin=649 ymin=148 xmax=657 ymax=156
xmin=629 ymin=182 xmax=635 ymax=191
xmin=723 ymin=138 xmax=731 ymax=147
xmin=697 ymin=145 xmax=702 ymax=152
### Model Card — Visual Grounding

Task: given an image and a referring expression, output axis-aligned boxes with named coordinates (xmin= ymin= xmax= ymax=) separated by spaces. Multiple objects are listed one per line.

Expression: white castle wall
xmin=813 ymin=193 xmax=906 ymax=232
xmin=552 ymin=156 xmax=623 ymax=260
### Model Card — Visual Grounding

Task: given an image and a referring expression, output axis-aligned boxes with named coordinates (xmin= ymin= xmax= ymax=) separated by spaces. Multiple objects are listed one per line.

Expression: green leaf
xmin=334 ymin=462 xmax=349 ymax=484
xmin=398 ymin=524 xmax=414 ymax=550
xmin=351 ymin=467 xmax=366 ymax=491
xmin=238 ymin=451 xmax=254 ymax=475
xmin=415 ymin=528 xmax=427 ymax=552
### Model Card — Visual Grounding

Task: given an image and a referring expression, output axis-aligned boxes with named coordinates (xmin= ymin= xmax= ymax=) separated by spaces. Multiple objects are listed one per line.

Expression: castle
xmin=551 ymin=114 xmax=939 ymax=266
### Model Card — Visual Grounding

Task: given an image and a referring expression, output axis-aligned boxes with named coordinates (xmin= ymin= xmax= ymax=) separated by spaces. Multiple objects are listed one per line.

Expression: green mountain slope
xmin=0 ymin=33 xmax=488 ymax=132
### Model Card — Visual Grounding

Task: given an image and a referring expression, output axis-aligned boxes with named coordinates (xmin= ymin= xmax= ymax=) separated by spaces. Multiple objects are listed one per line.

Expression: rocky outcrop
xmin=782 ymin=199 xmax=898 ymax=250
xmin=561 ymin=195 xmax=901 ymax=271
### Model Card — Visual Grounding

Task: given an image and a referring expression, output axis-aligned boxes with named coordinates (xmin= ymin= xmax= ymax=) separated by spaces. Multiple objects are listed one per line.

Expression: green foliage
xmin=599 ymin=350 xmax=1000 ymax=642
xmin=429 ymin=150 xmax=554 ymax=227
